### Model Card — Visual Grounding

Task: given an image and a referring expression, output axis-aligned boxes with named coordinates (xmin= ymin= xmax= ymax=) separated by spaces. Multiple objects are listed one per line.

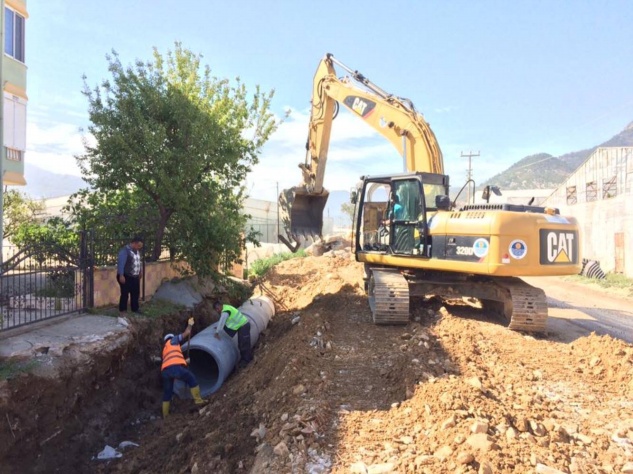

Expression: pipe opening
xmin=189 ymin=348 xmax=220 ymax=396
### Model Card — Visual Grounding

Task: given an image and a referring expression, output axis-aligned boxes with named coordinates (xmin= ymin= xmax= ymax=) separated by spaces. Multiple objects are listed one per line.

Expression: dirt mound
xmin=3 ymin=254 xmax=633 ymax=473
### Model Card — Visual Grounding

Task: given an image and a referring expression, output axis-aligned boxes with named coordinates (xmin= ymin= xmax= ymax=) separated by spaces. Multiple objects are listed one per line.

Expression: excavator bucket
xmin=279 ymin=186 xmax=329 ymax=245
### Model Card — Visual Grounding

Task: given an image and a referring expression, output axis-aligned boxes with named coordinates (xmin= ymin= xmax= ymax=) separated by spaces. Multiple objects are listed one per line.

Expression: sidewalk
xmin=0 ymin=313 xmax=130 ymax=360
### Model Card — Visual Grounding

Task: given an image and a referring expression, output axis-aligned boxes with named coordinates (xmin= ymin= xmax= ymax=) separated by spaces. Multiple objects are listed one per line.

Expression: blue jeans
xmin=223 ymin=322 xmax=253 ymax=363
xmin=161 ymin=365 xmax=198 ymax=402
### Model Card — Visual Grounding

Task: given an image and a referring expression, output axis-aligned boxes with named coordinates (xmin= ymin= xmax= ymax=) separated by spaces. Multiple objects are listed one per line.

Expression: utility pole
xmin=461 ymin=150 xmax=480 ymax=204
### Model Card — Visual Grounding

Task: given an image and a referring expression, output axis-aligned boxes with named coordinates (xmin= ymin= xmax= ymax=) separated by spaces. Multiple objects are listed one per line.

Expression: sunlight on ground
xmin=547 ymin=307 xmax=596 ymax=321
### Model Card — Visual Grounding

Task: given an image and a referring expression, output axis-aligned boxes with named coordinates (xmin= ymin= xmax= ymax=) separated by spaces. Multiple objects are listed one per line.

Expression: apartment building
xmin=2 ymin=0 xmax=27 ymax=186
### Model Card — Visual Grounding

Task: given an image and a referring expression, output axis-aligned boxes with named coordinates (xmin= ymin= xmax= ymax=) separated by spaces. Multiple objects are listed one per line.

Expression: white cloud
xmin=434 ymin=105 xmax=458 ymax=114
xmin=248 ymin=108 xmax=408 ymax=201
xmin=26 ymin=120 xmax=87 ymax=177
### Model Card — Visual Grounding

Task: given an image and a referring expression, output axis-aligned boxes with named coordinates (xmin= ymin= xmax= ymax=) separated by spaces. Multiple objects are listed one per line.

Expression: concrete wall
xmin=544 ymin=147 xmax=633 ymax=277
xmin=92 ymin=260 xmax=243 ymax=308
xmin=93 ymin=261 xmax=186 ymax=308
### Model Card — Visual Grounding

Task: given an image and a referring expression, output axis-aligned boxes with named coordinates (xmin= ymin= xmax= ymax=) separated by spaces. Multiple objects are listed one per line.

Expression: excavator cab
xmin=355 ymin=172 xmax=448 ymax=257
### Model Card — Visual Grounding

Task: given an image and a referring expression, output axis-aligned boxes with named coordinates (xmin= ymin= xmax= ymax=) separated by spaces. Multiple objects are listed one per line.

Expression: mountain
xmin=482 ymin=121 xmax=633 ymax=190
xmin=480 ymin=153 xmax=575 ymax=190
xmin=23 ymin=163 xmax=88 ymax=199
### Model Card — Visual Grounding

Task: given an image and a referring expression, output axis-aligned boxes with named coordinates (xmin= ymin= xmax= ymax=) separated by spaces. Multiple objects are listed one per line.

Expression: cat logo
xmin=539 ymin=230 xmax=578 ymax=264
xmin=352 ymin=97 xmax=368 ymax=116
xmin=343 ymin=96 xmax=376 ymax=118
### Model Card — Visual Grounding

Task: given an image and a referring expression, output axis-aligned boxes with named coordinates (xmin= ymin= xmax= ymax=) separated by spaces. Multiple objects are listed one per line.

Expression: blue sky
xmin=26 ymin=0 xmax=633 ymax=201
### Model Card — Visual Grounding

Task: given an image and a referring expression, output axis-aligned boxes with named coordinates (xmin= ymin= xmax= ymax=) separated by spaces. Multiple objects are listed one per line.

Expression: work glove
xmin=188 ymin=317 xmax=194 ymax=327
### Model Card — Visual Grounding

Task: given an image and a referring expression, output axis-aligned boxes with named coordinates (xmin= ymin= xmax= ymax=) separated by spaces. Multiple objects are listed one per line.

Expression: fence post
xmin=80 ymin=230 xmax=95 ymax=309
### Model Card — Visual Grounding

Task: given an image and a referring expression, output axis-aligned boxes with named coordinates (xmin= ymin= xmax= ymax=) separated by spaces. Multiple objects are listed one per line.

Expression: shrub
xmin=248 ymin=250 xmax=307 ymax=278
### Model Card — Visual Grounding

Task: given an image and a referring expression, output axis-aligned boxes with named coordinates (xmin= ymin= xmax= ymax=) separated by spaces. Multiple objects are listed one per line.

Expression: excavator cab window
xmin=357 ymin=177 xmax=430 ymax=256
xmin=358 ymin=181 xmax=390 ymax=252
xmin=392 ymin=179 xmax=424 ymax=254
xmin=424 ymin=184 xmax=447 ymax=211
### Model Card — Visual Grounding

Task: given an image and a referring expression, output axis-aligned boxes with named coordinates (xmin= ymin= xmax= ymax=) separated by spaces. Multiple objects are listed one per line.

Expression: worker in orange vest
xmin=161 ymin=317 xmax=207 ymax=418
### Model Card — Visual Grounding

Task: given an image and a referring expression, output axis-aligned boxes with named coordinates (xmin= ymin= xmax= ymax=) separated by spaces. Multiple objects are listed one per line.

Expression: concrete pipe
xmin=174 ymin=295 xmax=275 ymax=398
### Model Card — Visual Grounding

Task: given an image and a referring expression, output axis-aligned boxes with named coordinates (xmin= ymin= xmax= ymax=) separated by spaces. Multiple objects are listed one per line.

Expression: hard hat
xmin=163 ymin=333 xmax=175 ymax=342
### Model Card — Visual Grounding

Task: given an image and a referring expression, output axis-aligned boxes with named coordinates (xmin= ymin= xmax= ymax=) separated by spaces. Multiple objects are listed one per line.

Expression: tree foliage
xmin=11 ymin=217 xmax=79 ymax=265
xmin=72 ymin=43 xmax=281 ymax=275
xmin=3 ymin=189 xmax=45 ymax=243
xmin=340 ymin=202 xmax=355 ymax=225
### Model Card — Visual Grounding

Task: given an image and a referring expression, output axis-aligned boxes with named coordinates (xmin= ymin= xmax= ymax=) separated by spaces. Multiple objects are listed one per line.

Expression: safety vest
xmin=223 ymin=304 xmax=248 ymax=330
xmin=161 ymin=339 xmax=187 ymax=370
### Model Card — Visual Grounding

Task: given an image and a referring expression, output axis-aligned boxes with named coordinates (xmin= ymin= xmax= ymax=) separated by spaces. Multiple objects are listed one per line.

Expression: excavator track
xmin=488 ymin=278 xmax=549 ymax=333
xmin=368 ymin=270 xmax=409 ymax=325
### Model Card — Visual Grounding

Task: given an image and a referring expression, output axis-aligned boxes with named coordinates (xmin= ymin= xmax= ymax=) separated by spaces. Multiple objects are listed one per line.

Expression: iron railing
xmin=0 ymin=231 xmax=93 ymax=331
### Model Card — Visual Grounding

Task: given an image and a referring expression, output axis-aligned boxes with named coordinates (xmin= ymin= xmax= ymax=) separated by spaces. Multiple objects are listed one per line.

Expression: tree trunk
xmin=152 ymin=210 xmax=171 ymax=261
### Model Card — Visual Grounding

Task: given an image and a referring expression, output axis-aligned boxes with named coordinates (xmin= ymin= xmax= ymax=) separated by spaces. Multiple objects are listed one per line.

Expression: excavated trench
xmin=9 ymin=252 xmax=631 ymax=474
xmin=0 ymin=309 xmax=214 ymax=473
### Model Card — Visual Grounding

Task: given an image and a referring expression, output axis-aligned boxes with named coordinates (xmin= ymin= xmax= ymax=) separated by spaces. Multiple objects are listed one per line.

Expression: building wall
xmin=3 ymin=0 xmax=28 ymax=186
xmin=544 ymin=147 xmax=633 ymax=276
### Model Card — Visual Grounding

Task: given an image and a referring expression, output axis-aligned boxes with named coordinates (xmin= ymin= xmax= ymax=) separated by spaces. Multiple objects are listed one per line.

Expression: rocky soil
xmin=2 ymin=253 xmax=633 ymax=473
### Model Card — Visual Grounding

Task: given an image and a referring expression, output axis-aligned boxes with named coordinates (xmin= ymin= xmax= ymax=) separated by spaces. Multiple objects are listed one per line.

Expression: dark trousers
xmin=117 ymin=274 xmax=140 ymax=312
xmin=224 ymin=322 xmax=253 ymax=362
xmin=161 ymin=365 xmax=198 ymax=402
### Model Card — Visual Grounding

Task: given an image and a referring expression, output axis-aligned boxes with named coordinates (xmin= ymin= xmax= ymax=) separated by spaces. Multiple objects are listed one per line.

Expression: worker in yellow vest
xmin=161 ymin=317 xmax=207 ymax=418
xmin=213 ymin=301 xmax=253 ymax=368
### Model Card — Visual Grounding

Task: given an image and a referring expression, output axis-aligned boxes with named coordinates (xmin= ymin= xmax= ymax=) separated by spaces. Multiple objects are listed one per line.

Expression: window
xmin=5 ymin=7 xmax=25 ymax=62
xmin=566 ymin=186 xmax=577 ymax=205
xmin=586 ymin=181 xmax=597 ymax=202
xmin=602 ymin=176 xmax=617 ymax=199
xmin=4 ymin=93 xmax=26 ymax=157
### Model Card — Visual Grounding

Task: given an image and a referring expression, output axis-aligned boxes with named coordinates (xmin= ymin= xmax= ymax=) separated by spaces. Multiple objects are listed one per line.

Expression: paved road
xmin=523 ymin=276 xmax=633 ymax=343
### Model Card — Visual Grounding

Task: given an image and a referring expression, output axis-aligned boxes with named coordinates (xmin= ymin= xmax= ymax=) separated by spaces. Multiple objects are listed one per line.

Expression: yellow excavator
xmin=279 ymin=53 xmax=581 ymax=332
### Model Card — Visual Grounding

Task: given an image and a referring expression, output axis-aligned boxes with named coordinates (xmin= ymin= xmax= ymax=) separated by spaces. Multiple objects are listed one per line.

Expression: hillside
xmin=23 ymin=162 xmax=88 ymax=199
xmin=482 ymin=121 xmax=633 ymax=190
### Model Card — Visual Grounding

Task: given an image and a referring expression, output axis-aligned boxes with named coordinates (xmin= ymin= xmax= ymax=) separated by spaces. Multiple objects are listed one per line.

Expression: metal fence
xmin=248 ymin=221 xmax=281 ymax=244
xmin=0 ymin=231 xmax=93 ymax=331
xmin=0 ymin=228 xmax=262 ymax=332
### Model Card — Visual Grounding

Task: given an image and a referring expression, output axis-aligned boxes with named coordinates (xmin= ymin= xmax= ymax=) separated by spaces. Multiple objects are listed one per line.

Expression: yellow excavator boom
xmin=281 ymin=53 xmax=443 ymax=242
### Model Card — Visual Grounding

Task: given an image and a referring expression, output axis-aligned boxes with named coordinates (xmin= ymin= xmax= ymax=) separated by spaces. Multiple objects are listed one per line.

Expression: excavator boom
xmin=280 ymin=53 xmax=443 ymax=243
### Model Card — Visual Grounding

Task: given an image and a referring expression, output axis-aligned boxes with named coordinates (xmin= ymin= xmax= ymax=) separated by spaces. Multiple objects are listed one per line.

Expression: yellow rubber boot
xmin=162 ymin=401 xmax=170 ymax=418
xmin=190 ymin=386 xmax=207 ymax=405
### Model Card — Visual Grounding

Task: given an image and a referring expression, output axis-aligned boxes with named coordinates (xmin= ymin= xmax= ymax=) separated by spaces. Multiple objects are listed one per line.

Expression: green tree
xmin=73 ymin=43 xmax=281 ymax=275
xmin=341 ymin=202 xmax=355 ymax=225
xmin=3 ymin=189 xmax=45 ymax=243
xmin=11 ymin=217 xmax=79 ymax=265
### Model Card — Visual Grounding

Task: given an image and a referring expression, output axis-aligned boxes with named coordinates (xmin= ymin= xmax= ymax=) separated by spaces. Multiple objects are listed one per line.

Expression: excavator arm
xmin=280 ymin=53 xmax=444 ymax=245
